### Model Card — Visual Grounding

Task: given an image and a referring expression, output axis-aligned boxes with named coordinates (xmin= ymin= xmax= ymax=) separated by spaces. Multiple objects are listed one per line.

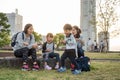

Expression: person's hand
xmin=46 ymin=49 xmax=51 ymax=52
xmin=61 ymin=40 xmax=66 ymax=44
xmin=23 ymin=42 xmax=29 ymax=46
xmin=32 ymin=43 xmax=38 ymax=49
xmin=75 ymin=38 xmax=79 ymax=41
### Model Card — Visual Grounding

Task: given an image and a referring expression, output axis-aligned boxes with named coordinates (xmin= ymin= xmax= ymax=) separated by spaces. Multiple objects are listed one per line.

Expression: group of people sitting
xmin=12 ymin=23 xmax=85 ymax=75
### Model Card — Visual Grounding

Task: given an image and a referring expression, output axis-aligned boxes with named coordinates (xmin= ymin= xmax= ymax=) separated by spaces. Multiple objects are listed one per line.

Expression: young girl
xmin=13 ymin=23 xmax=40 ymax=71
xmin=42 ymin=33 xmax=60 ymax=70
xmin=72 ymin=25 xmax=84 ymax=58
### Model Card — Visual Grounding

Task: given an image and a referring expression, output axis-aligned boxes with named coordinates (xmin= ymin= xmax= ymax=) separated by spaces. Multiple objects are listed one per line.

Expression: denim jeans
xmin=43 ymin=52 xmax=60 ymax=62
xmin=78 ymin=47 xmax=84 ymax=58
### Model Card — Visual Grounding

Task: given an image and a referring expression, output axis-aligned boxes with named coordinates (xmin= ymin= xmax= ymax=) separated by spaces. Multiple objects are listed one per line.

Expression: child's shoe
xmin=32 ymin=64 xmax=40 ymax=71
xmin=55 ymin=64 xmax=59 ymax=69
xmin=44 ymin=65 xmax=52 ymax=70
xmin=57 ymin=67 xmax=66 ymax=72
xmin=21 ymin=64 xmax=30 ymax=71
xmin=72 ymin=69 xmax=81 ymax=75
xmin=71 ymin=63 xmax=75 ymax=71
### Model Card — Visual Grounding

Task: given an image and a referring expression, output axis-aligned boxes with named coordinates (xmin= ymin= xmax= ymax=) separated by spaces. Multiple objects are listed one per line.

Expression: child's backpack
xmin=11 ymin=32 xmax=24 ymax=47
xmin=76 ymin=56 xmax=90 ymax=71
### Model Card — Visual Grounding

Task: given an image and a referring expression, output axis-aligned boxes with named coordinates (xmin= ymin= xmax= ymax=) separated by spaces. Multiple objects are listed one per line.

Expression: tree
xmin=33 ymin=31 xmax=42 ymax=44
xmin=53 ymin=33 xmax=64 ymax=49
xmin=96 ymin=0 xmax=120 ymax=52
xmin=0 ymin=13 xmax=10 ymax=47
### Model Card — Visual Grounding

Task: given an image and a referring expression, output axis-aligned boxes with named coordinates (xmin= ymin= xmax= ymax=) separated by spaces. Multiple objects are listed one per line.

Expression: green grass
xmin=0 ymin=61 xmax=120 ymax=80
xmin=0 ymin=51 xmax=120 ymax=80
xmin=0 ymin=50 xmax=13 ymax=52
xmin=85 ymin=52 xmax=120 ymax=59
xmin=54 ymin=51 xmax=120 ymax=59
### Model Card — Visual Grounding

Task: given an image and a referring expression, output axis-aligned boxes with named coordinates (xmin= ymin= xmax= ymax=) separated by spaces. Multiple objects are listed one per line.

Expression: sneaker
xmin=57 ymin=67 xmax=66 ymax=72
xmin=71 ymin=64 xmax=75 ymax=71
xmin=32 ymin=64 xmax=40 ymax=71
xmin=55 ymin=65 xmax=59 ymax=69
xmin=21 ymin=64 xmax=30 ymax=71
xmin=44 ymin=65 xmax=52 ymax=70
xmin=72 ymin=69 xmax=81 ymax=75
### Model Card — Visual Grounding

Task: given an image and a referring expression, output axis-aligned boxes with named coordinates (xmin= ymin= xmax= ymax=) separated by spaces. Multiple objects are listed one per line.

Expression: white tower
xmin=80 ymin=0 xmax=96 ymax=50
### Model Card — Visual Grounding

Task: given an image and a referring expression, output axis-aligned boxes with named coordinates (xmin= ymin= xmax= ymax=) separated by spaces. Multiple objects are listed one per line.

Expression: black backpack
xmin=11 ymin=32 xmax=32 ymax=47
xmin=76 ymin=56 xmax=90 ymax=71
xmin=11 ymin=32 xmax=24 ymax=47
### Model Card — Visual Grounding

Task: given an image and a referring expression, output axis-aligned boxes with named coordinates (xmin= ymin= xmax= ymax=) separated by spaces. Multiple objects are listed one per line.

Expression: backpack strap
xmin=22 ymin=32 xmax=24 ymax=40
xmin=22 ymin=31 xmax=32 ymax=41
xmin=42 ymin=42 xmax=47 ymax=53
xmin=53 ymin=42 xmax=55 ymax=50
xmin=30 ymin=35 xmax=32 ymax=40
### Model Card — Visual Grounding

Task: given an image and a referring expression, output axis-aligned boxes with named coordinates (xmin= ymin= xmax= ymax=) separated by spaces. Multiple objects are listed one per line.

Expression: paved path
xmin=91 ymin=58 xmax=120 ymax=61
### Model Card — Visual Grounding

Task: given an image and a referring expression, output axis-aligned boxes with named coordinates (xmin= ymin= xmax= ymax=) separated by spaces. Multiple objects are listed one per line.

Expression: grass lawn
xmin=0 ymin=50 xmax=120 ymax=80
xmin=0 ymin=50 xmax=13 ymax=53
xmin=0 ymin=61 xmax=120 ymax=80
xmin=85 ymin=52 xmax=120 ymax=59
xmin=54 ymin=51 xmax=120 ymax=59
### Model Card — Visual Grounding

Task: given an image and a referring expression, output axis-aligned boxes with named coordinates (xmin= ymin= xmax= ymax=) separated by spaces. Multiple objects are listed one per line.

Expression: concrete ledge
xmin=0 ymin=57 xmax=71 ymax=69
xmin=1 ymin=57 xmax=119 ymax=69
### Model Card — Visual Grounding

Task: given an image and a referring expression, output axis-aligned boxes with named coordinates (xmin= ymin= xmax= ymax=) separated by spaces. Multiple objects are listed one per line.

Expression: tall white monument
xmin=6 ymin=9 xmax=23 ymax=37
xmin=80 ymin=0 xmax=96 ymax=50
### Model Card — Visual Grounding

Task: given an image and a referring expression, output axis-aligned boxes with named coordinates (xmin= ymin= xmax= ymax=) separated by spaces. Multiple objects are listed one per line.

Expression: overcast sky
xmin=0 ymin=0 xmax=80 ymax=35
xmin=1 ymin=0 xmax=120 ymax=51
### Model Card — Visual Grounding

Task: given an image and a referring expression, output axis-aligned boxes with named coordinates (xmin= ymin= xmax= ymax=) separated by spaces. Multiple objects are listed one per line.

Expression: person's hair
xmin=46 ymin=33 xmax=53 ymax=38
xmin=63 ymin=24 xmax=72 ymax=31
xmin=73 ymin=25 xmax=81 ymax=38
xmin=23 ymin=23 xmax=33 ymax=34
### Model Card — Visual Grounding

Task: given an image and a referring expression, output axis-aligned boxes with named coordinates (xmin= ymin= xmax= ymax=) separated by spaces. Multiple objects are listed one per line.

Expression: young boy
xmin=42 ymin=33 xmax=60 ymax=70
xmin=57 ymin=24 xmax=81 ymax=74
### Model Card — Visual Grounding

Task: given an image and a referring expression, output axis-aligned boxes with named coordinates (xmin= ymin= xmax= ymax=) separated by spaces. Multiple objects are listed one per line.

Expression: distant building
xmin=98 ymin=31 xmax=110 ymax=51
xmin=6 ymin=9 xmax=23 ymax=37
xmin=42 ymin=35 xmax=46 ymax=43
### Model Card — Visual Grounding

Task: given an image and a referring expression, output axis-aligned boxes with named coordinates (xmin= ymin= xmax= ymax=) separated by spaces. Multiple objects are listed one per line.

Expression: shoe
xmin=71 ymin=64 xmax=75 ymax=71
xmin=72 ymin=69 xmax=81 ymax=75
xmin=57 ymin=67 xmax=66 ymax=72
xmin=55 ymin=65 xmax=59 ymax=69
xmin=32 ymin=64 xmax=40 ymax=71
xmin=44 ymin=65 xmax=52 ymax=70
xmin=21 ymin=64 xmax=30 ymax=71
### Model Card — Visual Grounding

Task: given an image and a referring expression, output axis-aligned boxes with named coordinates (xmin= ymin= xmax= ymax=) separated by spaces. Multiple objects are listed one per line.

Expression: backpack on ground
xmin=11 ymin=32 xmax=24 ymax=47
xmin=76 ymin=56 xmax=90 ymax=71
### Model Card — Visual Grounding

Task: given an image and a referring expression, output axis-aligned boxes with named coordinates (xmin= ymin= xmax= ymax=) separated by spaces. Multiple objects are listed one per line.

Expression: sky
xmin=0 ymin=0 xmax=80 ymax=35
xmin=0 ymin=0 xmax=120 ymax=51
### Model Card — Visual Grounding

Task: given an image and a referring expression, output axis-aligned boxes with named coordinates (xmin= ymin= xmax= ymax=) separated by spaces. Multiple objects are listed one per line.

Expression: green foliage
xmin=33 ymin=31 xmax=42 ymax=43
xmin=97 ymin=0 xmax=120 ymax=32
xmin=95 ymin=0 xmax=120 ymax=52
xmin=53 ymin=33 xmax=64 ymax=48
xmin=0 ymin=13 xmax=10 ymax=47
